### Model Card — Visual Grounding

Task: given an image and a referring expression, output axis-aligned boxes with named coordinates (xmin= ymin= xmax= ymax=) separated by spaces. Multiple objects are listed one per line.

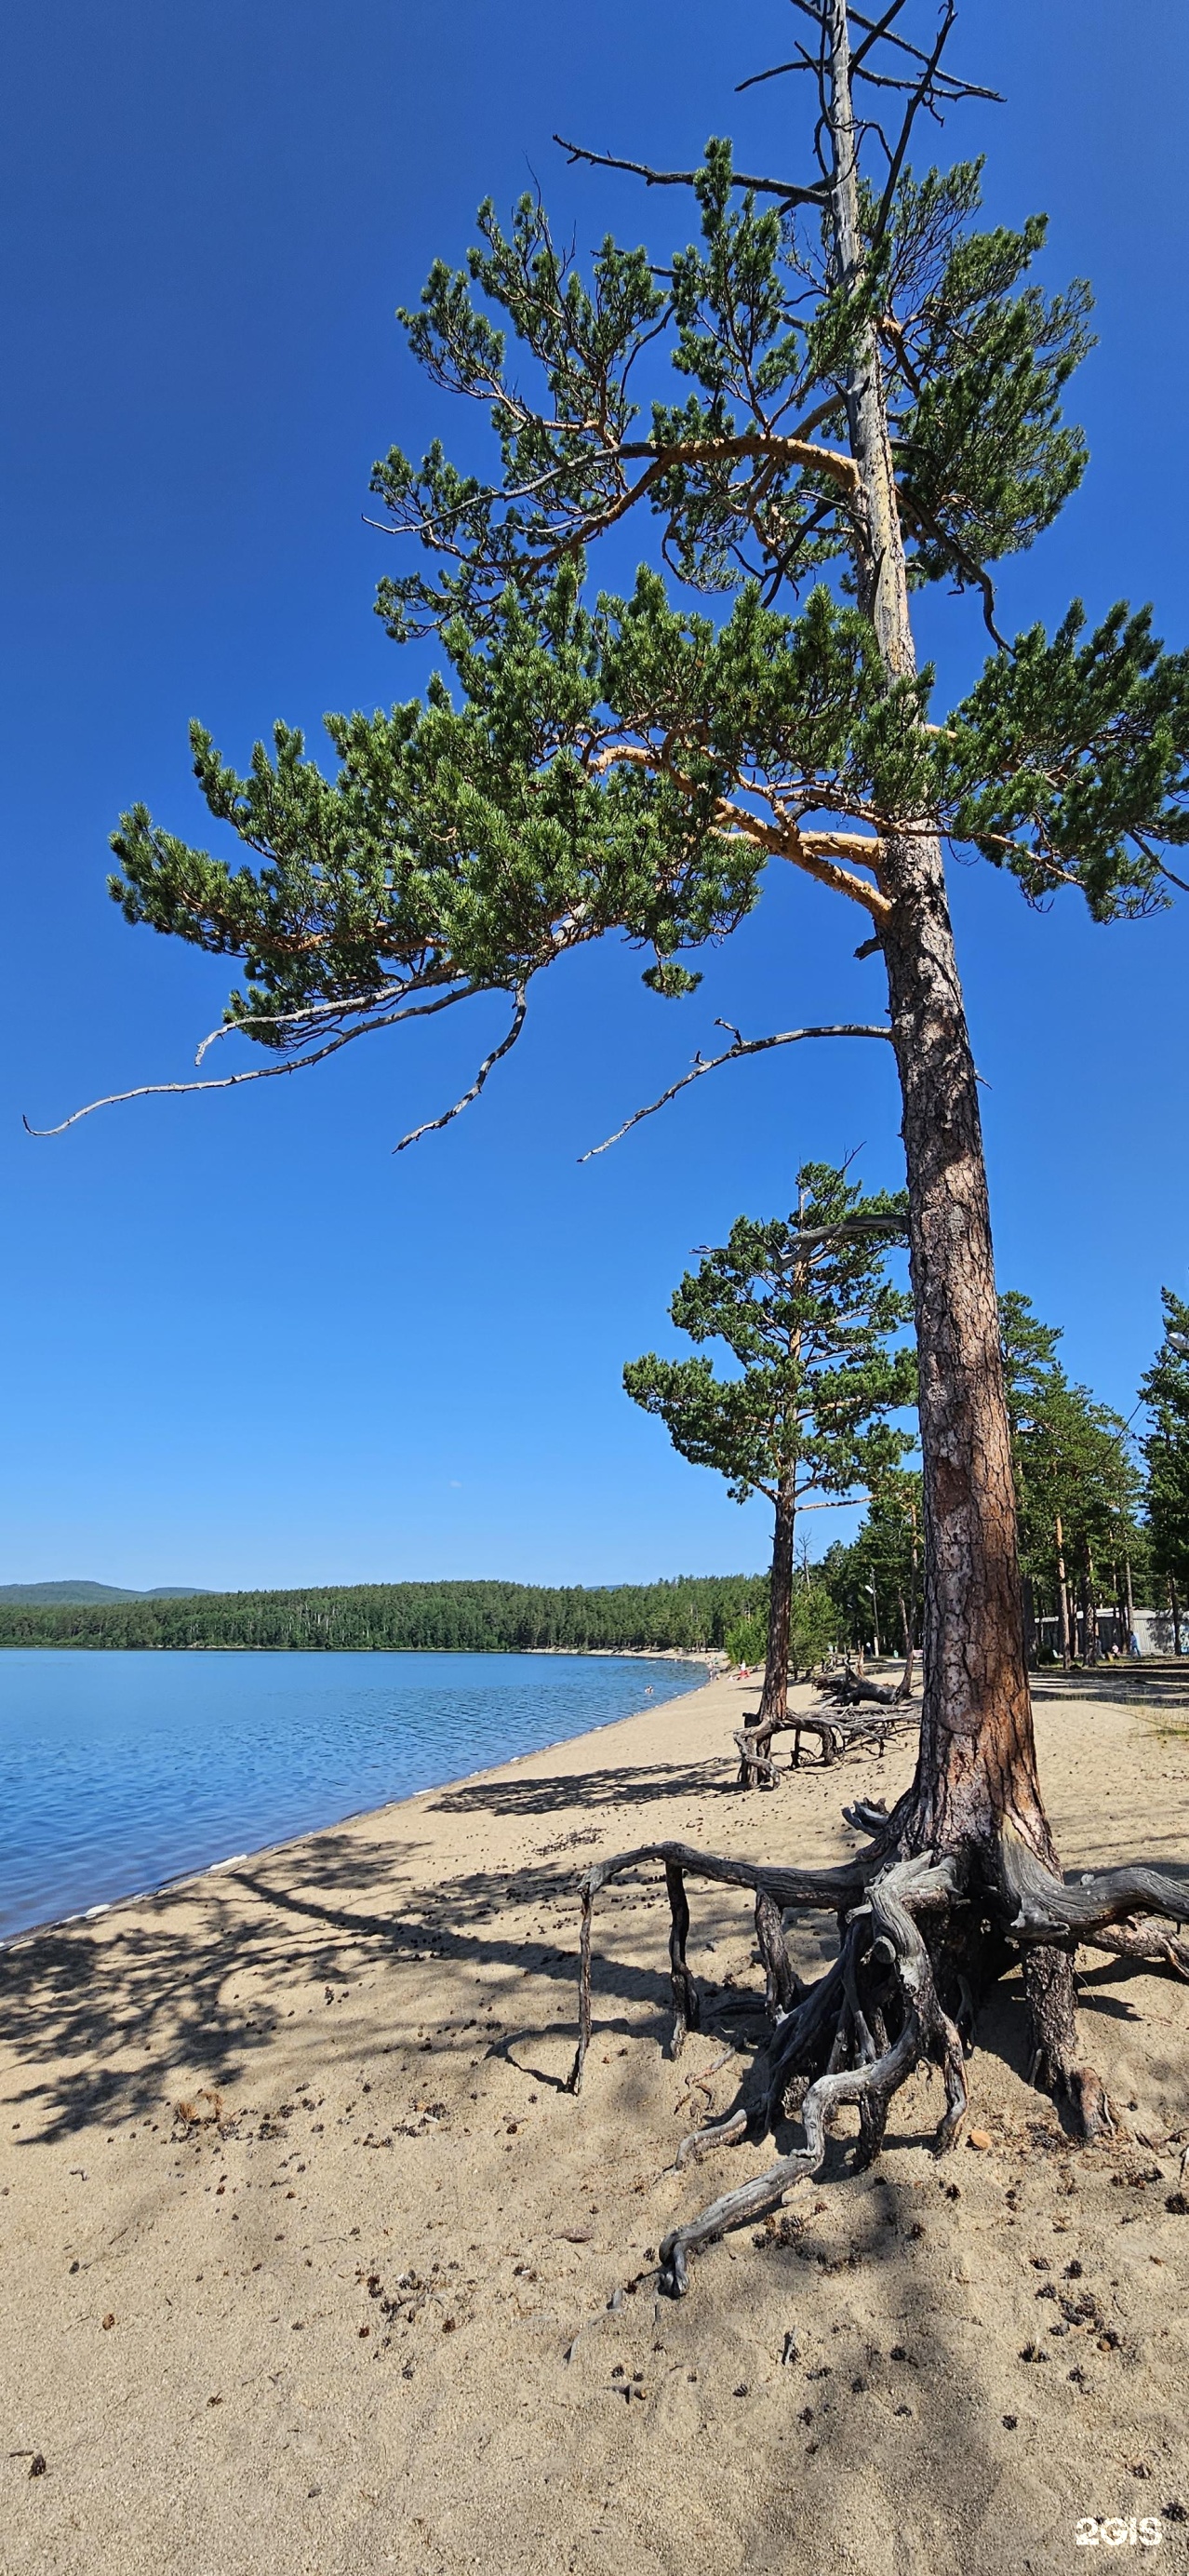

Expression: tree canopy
xmin=38 ymin=126 xmax=1182 ymax=1137
xmin=622 ymin=1165 xmax=914 ymax=1513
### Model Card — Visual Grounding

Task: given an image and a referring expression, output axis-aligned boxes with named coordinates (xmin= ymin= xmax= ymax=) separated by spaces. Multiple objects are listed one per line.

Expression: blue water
xmin=0 ymin=1650 xmax=705 ymax=1940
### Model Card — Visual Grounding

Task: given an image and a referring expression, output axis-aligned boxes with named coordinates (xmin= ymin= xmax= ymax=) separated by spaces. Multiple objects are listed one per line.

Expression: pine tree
xmin=1001 ymin=1292 xmax=1143 ymax=1668
xmin=623 ymin=1163 xmax=914 ymax=1773
xmin=838 ymin=1469 xmax=924 ymax=1684
xmin=47 ymin=3 xmax=1189 ymax=2289
xmin=1141 ymin=1292 xmax=1189 ymax=1654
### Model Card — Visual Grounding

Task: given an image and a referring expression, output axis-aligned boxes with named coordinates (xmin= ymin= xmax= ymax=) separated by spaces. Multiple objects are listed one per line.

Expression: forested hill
xmin=0 ymin=1575 xmax=764 ymax=1654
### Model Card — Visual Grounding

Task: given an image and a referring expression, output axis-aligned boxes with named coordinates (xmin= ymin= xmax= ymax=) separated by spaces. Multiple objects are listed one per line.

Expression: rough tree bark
xmin=897 ymin=1589 xmax=915 ymax=1699
xmin=830 ymin=0 xmax=1070 ymax=1902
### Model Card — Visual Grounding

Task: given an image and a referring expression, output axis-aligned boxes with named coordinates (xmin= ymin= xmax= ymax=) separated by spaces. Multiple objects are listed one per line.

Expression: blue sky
xmin=2 ymin=0 xmax=1185 ymax=1591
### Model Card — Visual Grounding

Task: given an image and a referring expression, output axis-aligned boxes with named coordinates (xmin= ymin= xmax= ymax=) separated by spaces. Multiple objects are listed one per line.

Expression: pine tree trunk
xmin=897 ymin=1588 xmax=915 ymax=1698
xmin=1056 ymin=1516 xmax=1072 ymax=1669
xmin=1022 ymin=1576 xmax=1037 ymax=1670
xmin=879 ymin=889 xmax=1053 ymax=1858
xmin=826 ymin=0 xmax=1058 ymax=1879
xmin=759 ymin=1482 xmax=796 ymax=1723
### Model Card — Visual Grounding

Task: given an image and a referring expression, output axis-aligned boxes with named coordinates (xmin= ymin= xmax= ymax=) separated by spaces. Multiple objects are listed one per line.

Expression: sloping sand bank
xmin=2 ymin=1670 xmax=1187 ymax=2575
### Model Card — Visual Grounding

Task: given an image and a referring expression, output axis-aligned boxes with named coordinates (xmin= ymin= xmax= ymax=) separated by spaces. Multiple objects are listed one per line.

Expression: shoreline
xmin=0 ymin=1640 xmax=728 ymax=1657
xmin=0 ymin=1655 xmax=721 ymax=1954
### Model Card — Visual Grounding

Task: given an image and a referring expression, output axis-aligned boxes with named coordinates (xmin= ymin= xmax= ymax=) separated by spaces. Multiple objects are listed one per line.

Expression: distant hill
xmin=0 ymin=1581 xmax=209 ymax=1604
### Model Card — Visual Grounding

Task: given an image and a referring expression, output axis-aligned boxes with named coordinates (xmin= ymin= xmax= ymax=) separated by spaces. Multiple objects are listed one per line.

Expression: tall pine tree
xmin=43 ymin=4 xmax=1189 ymax=2288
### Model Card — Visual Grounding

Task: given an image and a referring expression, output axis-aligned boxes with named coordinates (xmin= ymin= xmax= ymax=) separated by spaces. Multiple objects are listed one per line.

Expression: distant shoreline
xmin=0 ymin=1641 xmax=726 ymax=1661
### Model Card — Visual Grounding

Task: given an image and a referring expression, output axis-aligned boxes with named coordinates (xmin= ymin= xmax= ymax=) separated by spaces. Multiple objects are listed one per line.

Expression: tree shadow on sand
xmin=0 ymin=1819 xmax=718 ymax=2144
xmin=428 ymin=1757 xmax=731 ymax=1818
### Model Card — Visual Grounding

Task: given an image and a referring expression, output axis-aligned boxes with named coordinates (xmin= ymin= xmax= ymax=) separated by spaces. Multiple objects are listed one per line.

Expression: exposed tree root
xmin=733 ymin=1698 xmax=915 ymax=1788
xmin=1085 ymin=1920 xmax=1189 ymax=1979
xmin=565 ymin=1818 xmax=1189 ymax=2298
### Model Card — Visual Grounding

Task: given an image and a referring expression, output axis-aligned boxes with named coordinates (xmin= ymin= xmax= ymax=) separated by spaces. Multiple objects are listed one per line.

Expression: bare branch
xmin=578 ymin=1016 xmax=893 ymax=1161
xmin=24 ymin=988 xmax=497 ymax=1139
xmin=392 ymin=987 xmax=528 ymax=1155
xmin=848 ymin=2 xmax=911 ymax=74
xmin=21 ymin=1006 xmax=454 ymax=1139
xmin=871 ymin=2 xmax=959 ymax=254
xmin=191 ymin=984 xmax=470 ymax=1063
xmin=736 ymin=52 xmax=818 ymax=95
xmin=895 ymin=483 xmax=1009 ymax=650
xmin=553 ymin=135 xmax=828 ymax=209
xmin=799 ymin=0 xmax=1001 ymax=99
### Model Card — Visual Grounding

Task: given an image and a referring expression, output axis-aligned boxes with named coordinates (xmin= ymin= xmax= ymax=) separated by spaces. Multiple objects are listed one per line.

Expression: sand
xmin=1 ymin=1667 xmax=1188 ymax=2576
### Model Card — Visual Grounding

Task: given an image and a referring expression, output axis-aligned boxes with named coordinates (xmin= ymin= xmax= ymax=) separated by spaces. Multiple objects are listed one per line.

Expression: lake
xmin=0 ymin=1649 xmax=706 ymax=1941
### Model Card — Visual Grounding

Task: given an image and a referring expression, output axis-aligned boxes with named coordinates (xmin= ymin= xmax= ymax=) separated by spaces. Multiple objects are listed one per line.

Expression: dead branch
xmin=23 ymin=1008 xmax=423 ymax=1137
xmin=578 ymin=1018 xmax=893 ymax=1161
xmin=392 ymin=987 xmax=528 ymax=1154
xmin=552 ymin=135 xmax=829 ymax=209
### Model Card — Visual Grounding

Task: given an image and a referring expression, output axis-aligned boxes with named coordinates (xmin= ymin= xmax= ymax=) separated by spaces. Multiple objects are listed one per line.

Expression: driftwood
xmin=822 ymin=1664 xmax=912 ymax=1710
xmin=565 ymin=1818 xmax=1189 ymax=2300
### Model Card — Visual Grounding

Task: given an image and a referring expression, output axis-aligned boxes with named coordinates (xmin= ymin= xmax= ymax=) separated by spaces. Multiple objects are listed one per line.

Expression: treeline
xmin=0 ymin=1574 xmax=767 ymax=1656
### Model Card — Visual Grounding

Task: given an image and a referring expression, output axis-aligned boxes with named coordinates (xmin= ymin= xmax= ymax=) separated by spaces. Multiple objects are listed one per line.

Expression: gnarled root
xmin=734 ymin=1704 xmax=915 ymax=1788
xmin=1000 ymin=1833 xmax=1189 ymax=1948
xmin=566 ymin=1840 xmax=866 ymax=2097
xmin=1086 ymin=1919 xmax=1189 ymax=1980
xmin=659 ymin=1855 xmax=965 ymax=2297
xmin=675 ymin=2106 xmax=750 ymax=2168
xmin=1004 ymin=1834 xmax=1189 ymax=2140
xmin=734 ymin=1714 xmax=844 ymax=1784
xmin=822 ymin=1665 xmax=903 ymax=1711
xmin=566 ymin=1822 xmax=1187 ymax=2288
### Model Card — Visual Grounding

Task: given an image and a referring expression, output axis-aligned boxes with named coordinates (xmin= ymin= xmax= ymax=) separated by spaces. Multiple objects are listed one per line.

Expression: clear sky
xmin=2 ymin=1 xmax=1186 ymax=1592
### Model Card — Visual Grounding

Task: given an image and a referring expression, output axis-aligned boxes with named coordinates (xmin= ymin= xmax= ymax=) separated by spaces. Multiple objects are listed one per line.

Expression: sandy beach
xmin=2 ymin=1666 xmax=1187 ymax=2575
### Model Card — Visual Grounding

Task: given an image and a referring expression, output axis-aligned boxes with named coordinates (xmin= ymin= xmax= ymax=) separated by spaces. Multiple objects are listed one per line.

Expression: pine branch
xmin=552 ymin=135 xmax=828 ymax=208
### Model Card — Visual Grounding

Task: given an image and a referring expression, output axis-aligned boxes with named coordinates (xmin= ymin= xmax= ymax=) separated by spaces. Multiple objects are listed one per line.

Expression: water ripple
xmin=0 ymin=1650 xmax=704 ymax=1939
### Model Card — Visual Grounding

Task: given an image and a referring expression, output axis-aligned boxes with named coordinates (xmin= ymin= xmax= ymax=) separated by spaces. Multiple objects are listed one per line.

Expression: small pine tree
xmin=623 ymin=1163 xmax=915 ymax=1771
